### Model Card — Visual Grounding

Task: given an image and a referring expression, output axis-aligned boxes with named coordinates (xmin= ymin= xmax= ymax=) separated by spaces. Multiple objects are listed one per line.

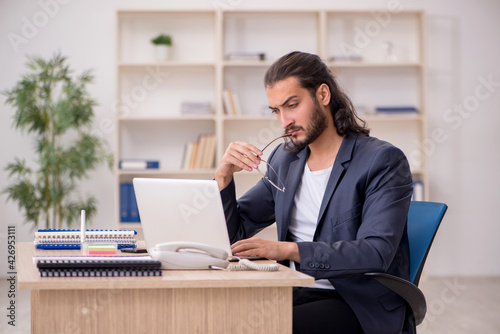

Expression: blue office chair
xmin=365 ymin=201 xmax=448 ymax=326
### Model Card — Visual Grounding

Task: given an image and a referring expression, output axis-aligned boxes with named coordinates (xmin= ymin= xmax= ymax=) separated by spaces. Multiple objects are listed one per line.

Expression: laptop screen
xmin=133 ymin=178 xmax=232 ymax=255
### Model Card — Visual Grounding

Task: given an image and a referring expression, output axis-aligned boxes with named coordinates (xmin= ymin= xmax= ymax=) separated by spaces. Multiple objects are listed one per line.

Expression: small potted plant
xmin=151 ymin=34 xmax=172 ymax=61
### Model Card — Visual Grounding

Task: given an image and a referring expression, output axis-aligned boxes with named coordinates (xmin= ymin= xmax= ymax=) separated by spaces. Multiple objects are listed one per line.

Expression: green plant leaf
xmin=2 ymin=52 xmax=113 ymax=229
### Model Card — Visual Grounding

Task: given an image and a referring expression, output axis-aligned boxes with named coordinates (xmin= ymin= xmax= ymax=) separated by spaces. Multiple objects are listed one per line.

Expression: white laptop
xmin=133 ymin=178 xmax=232 ymax=255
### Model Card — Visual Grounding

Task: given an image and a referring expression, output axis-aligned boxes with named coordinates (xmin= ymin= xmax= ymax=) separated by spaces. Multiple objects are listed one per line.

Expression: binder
xmin=120 ymin=182 xmax=140 ymax=223
xmin=120 ymin=182 xmax=131 ymax=222
xmin=34 ymin=256 xmax=162 ymax=277
xmin=129 ymin=185 xmax=140 ymax=222
xmin=119 ymin=159 xmax=160 ymax=170
xmin=34 ymin=229 xmax=137 ymax=249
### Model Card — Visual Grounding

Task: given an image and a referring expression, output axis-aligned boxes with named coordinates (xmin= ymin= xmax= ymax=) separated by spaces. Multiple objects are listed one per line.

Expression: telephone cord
xmin=226 ymin=258 xmax=279 ymax=271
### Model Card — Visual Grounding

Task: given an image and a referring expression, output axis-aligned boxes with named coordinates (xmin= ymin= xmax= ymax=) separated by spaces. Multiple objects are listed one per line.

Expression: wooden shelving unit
xmin=115 ymin=9 xmax=428 ymax=227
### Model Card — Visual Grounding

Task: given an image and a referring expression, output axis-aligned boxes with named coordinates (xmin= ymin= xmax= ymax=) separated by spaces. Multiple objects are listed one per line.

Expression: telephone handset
xmin=150 ymin=241 xmax=230 ymax=270
xmin=150 ymin=241 xmax=279 ymax=271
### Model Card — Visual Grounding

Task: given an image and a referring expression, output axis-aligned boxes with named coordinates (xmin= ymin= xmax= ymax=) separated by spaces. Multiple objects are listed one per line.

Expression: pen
xmin=80 ymin=209 xmax=86 ymax=244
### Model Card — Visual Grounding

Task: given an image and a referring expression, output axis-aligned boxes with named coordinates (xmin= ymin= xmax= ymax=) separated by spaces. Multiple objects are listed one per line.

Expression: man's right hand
xmin=214 ymin=141 xmax=263 ymax=191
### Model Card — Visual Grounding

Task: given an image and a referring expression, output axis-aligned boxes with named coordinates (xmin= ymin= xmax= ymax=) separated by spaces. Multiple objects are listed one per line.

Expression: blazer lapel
xmin=316 ymin=133 xmax=359 ymax=229
xmin=278 ymin=148 xmax=308 ymax=241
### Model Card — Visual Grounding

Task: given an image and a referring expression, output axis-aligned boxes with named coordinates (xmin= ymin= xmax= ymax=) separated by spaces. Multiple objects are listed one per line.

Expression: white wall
xmin=0 ymin=0 xmax=499 ymax=277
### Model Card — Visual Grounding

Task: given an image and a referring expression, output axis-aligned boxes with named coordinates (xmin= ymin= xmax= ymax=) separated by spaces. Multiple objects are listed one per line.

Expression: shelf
xmin=117 ymin=169 xmax=216 ymax=176
xmin=118 ymin=222 xmax=142 ymax=229
xmin=222 ymin=115 xmax=275 ymax=121
xmin=222 ymin=61 xmax=274 ymax=67
xmin=363 ymin=114 xmax=424 ymax=122
xmin=118 ymin=62 xmax=216 ymax=68
xmin=119 ymin=115 xmax=216 ymax=122
xmin=328 ymin=62 xmax=423 ymax=68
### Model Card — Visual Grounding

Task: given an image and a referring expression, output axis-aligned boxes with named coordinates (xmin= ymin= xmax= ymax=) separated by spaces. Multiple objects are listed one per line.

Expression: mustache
xmin=285 ymin=125 xmax=303 ymax=135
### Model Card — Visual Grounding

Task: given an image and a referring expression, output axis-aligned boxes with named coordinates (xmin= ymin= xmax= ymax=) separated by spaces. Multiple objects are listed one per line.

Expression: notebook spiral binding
xmin=34 ymin=229 xmax=137 ymax=250
xmin=35 ymin=258 xmax=163 ymax=277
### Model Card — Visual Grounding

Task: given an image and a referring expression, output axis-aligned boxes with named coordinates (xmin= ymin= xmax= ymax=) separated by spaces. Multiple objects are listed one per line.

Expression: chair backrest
xmin=407 ymin=201 xmax=447 ymax=285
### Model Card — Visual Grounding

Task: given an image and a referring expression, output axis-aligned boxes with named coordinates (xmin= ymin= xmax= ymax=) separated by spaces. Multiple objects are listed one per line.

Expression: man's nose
xmin=278 ymin=110 xmax=293 ymax=129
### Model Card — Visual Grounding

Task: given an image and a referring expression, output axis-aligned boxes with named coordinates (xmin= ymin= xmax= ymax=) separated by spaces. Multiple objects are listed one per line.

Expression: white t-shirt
xmin=289 ymin=163 xmax=334 ymax=290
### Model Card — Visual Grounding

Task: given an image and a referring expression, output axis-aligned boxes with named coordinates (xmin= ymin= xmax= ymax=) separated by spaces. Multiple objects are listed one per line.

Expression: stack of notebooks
xmin=34 ymin=229 xmax=137 ymax=250
xmin=33 ymin=256 xmax=162 ymax=277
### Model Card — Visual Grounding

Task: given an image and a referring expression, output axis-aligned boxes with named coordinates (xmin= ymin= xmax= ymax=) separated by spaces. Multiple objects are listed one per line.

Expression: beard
xmin=284 ymin=99 xmax=328 ymax=152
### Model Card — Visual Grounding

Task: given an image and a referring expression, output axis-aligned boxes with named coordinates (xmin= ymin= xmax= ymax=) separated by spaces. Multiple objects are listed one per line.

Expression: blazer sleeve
xmin=297 ymin=145 xmax=413 ymax=278
xmin=220 ymin=175 xmax=277 ymax=244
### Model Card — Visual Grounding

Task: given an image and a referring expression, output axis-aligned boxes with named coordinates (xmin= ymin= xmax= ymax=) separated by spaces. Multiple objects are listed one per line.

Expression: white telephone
xmin=149 ymin=241 xmax=279 ymax=271
xmin=150 ymin=241 xmax=230 ymax=270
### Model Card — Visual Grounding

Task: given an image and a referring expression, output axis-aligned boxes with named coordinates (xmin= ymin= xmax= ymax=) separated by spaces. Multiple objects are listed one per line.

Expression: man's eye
xmin=288 ymin=103 xmax=297 ymax=109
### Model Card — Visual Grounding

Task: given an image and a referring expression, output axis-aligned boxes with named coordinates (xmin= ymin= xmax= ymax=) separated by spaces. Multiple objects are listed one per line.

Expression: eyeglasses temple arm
xmin=260 ymin=134 xmax=291 ymax=152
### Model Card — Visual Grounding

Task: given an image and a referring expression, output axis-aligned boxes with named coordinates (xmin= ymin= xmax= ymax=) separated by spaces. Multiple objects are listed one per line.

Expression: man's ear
xmin=316 ymin=83 xmax=331 ymax=107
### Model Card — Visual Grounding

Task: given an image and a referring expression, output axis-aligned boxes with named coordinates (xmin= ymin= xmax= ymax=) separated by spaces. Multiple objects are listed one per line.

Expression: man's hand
xmin=231 ymin=238 xmax=300 ymax=263
xmin=215 ymin=141 xmax=263 ymax=191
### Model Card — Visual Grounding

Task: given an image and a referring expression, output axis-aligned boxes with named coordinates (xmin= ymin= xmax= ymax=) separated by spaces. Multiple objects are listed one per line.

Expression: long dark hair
xmin=264 ymin=51 xmax=369 ymax=136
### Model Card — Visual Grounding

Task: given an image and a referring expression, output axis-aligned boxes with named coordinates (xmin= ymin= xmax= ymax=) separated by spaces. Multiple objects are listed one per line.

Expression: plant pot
xmin=154 ymin=45 xmax=171 ymax=62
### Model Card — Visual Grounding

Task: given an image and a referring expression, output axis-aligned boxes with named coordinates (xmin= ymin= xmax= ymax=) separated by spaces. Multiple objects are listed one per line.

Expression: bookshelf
xmin=115 ymin=9 xmax=428 ymax=228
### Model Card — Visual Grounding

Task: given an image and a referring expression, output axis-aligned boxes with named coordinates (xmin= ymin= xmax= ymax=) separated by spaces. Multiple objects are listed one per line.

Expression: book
xmin=412 ymin=180 xmax=424 ymax=201
xmin=119 ymin=159 xmax=160 ymax=170
xmin=120 ymin=182 xmax=140 ymax=223
xmin=182 ymin=142 xmax=195 ymax=170
xmin=120 ymin=182 xmax=131 ymax=222
xmin=129 ymin=184 xmax=140 ymax=223
xmin=182 ymin=134 xmax=216 ymax=170
xmin=328 ymin=55 xmax=363 ymax=62
xmin=223 ymin=89 xmax=236 ymax=115
xmin=225 ymin=52 xmax=266 ymax=61
xmin=34 ymin=255 xmax=162 ymax=277
xmin=222 ymin=89 xmax=242 ymax=116
xmin=34 ymin=229 xmax=137 ymax=249
xmin=181 ymin=101 xmax=212 ymax=115
xmin=375 ymin=106 xmax=418 ymax=113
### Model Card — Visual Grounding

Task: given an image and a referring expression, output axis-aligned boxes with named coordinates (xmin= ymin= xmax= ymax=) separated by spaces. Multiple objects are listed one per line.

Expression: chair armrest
xmin=364 ymin=272 xmax=426 ymax=325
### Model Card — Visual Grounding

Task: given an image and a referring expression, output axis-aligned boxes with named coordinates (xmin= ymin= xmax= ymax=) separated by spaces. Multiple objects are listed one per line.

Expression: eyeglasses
xmin=255 ymin=134 xmax=290 ymax=192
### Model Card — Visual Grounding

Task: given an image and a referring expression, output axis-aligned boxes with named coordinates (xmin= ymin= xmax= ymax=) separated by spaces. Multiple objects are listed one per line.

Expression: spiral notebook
xmin=34 ymin=256 xmax=162 ymax=277
xmin=34 ymin=229 xmax=137 ymax=250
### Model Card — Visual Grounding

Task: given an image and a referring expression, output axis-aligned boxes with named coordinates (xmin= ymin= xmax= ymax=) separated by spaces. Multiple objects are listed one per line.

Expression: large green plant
xmin=3 ymin=53 xmax=112 ymax=229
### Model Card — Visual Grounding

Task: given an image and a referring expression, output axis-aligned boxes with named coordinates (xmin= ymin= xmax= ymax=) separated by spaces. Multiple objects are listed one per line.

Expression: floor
xmin=1 ymin=277 xmax=499 ymax=333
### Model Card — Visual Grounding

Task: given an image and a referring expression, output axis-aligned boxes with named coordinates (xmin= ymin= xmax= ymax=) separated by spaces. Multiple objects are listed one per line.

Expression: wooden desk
xmin=18 ymin=242 xmax=313 ymax=333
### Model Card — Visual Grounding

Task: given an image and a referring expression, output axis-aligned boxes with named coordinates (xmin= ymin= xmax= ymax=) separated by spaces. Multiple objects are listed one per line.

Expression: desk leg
xmin=31 ymin=290 xmax=39 ymax=334
xmin=33 ymin=286 xmax=292 ymax=334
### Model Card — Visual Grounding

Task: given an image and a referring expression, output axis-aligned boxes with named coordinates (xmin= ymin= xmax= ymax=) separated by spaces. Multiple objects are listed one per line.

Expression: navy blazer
xmin=221 ymin=132 xmax=414 ymax=334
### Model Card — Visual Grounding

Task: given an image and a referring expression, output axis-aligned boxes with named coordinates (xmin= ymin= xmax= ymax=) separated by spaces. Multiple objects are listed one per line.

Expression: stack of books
xmin=225 ymin=52 xmax=266 ymax=61
xmin=181 ymin=101 xmax=212 ymax=115
xmin=182 ymin=134 xmax=217 ymax=170
xmin=375 ymin=106 xmax=418 ymax=114
xmin=222 ymin=89 xmax=242 ymax=115
xmin=34 ymin=255 xmax=162 ymax=277
xmin=34 ymin=229 xmax=137 ymax=249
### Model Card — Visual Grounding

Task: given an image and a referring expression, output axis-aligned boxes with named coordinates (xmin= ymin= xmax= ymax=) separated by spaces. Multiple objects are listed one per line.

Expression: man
xmin=215 ymin=51 xmax=414 ymax=334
